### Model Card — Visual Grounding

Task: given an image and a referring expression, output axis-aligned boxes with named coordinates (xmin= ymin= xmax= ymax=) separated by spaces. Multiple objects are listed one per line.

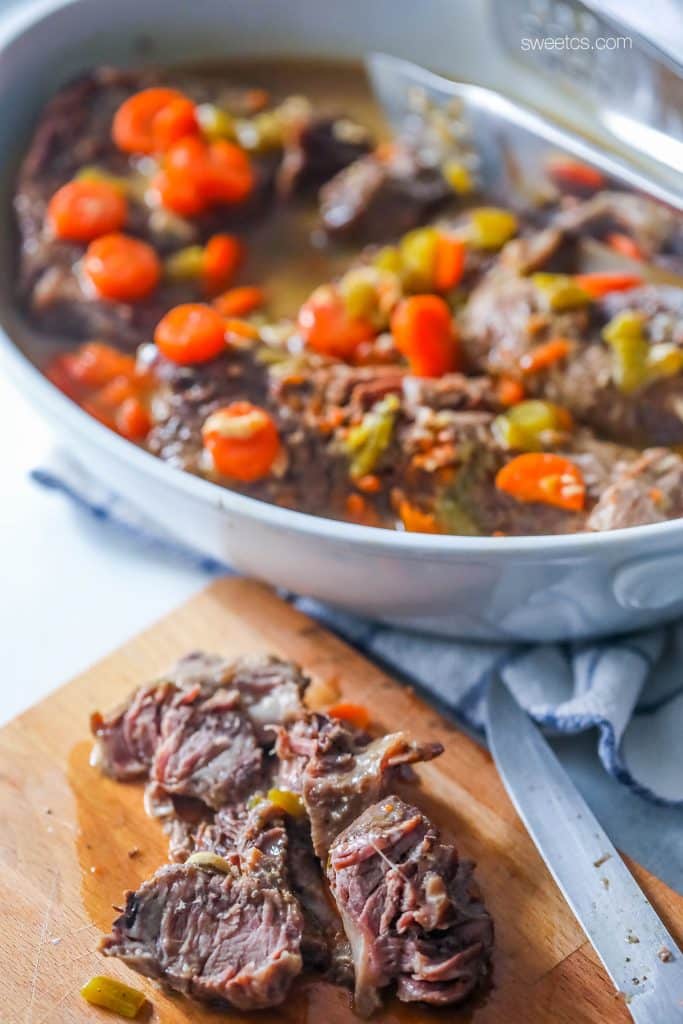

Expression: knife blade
xmin=486 ymin=675 xmax=683 ymax=1023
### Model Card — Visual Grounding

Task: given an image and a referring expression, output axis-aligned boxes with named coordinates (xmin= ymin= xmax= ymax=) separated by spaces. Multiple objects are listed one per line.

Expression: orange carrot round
xmin=202 ymin=401 xmax=280 ymax=482
xmin=202 ymin=234 xmax=244 ymax=294
xmin=328 ymin=702 xmax=371 ymax=730
xmin=154 ymin=303 xmax=227 ymax=364
xmin=213 ymin=285 xmax=264 ymax=318
xmin=83 ymin=233 xmax=161 ymax=302
xmin=115 ymin=396 xmax=151 ymax=441
xmin=113 ymin=87 xmax=196 ymax=154
xmin=47 ymin=180 xmax=128 ymax=242
xmin=391 ymin=294 xmax=459 ymax=378
xmin=298 ymin=287 xmax=375 ymax=360
xmin=495 ymin=453 xmax=585 ymax=511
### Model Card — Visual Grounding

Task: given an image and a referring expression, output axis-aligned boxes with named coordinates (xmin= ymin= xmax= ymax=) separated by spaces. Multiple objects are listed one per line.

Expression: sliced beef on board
xmin=172 ymin=799 xmax=354 ymax=980
xmin=461 ymin=244 xmax=683 ymax=446
xmin=90 ymin=652 xmax=306 ymax=781
xmin=274 ymin=712 xmax=443 ymax=859
xmin=103 ymin=801 xmax=304 ymax=1011
xmin=327 ymin=796 xmax=493 ymax=1017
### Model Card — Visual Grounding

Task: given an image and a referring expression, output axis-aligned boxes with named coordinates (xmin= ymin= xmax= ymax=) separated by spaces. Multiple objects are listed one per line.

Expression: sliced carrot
xmin=573 ymin=272 xmax=642 ymax=298
xmin=212 ymin=285 xmax=264 ymax=318
xmin=202 ymin=234 xmax=244 ymax=294
xmin=202 ymin=401 xmax=280 ymax=482
xmin=495 ymin=453 xmax=585 ymax=511
xmin=155 ymin=303 xmax=227 ymax=364
xmin=298 ymin=286 xmax=375 ymax=360
xmin=434 ymin=235 xmax=466 ymax=292
xmin=83 ymin=233 xmax=161 ymax=302
xmin=398 ymin=499 xmax=441 ymax=534
xmin=391 ymin=294 xmax=460 ymax=378
xmin=115 ymin=396 xmax=151 ymax=441
xmin=156 ymin=137 xmax=254 ymax=215
xmin=113 ymin=88 xmax=196 ymax=154
xmin=520 ymin=337 xmax=573 ymax=374
xmin=60 ymin=342 xmax=136 ymax=388
xmin=497 ymin=375 xmax=525 ymax=407
xmin=201 ymin=140 xmax=254 ymax=204
xmin=151 ymin=168 xmax=206 ymax=216
xmin=344 ymin=492 xmax=381 ymax=526
xmin=547 ymin=157 xmax=605 ymax=191
xmin=224 ymin=318 xmax=260 ymax=340
xmin=151 ymin=96 xmax=198 ymax=151
xmin=355 ymin=474 xmax=382 ymax=494
xmin=606 ymin=232 xmax=644 ymax=262
xmin=328 ymin=702 xmax=371 ymax=730
xmin=47 ymin=180 xmax=128 ymax=242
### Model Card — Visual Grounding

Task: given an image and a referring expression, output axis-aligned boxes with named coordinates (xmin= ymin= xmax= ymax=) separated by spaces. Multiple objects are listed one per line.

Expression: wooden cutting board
xmin=1 ymin=578 xmax=681 ymax=1024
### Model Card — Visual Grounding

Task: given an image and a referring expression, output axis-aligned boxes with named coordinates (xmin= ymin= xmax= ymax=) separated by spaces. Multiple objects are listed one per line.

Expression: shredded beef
xmin=275 ymin=713 xmax=443 ymax=859
xmin=327 ymin=796 xmax=493 ymax=1016
xmin=102 ymin=802 xmax=304 ymax=1010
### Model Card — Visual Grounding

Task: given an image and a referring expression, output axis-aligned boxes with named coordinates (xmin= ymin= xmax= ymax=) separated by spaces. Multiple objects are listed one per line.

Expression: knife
xmin=486 ymin=676 xmax=683 ymax=1023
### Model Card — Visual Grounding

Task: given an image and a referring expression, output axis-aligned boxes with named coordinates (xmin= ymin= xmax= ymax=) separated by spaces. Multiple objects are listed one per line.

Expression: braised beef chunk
xmin=90 ymin=652 xmax=306 ymax=780
xmin=150 ymin=686 xmax=264 ymax=810
xmin=161 ymin=797 xmax=353 ymax=979
xmin=320 ymin=144 xmax=452 ymax=241
xmin=327 ymin=797 xmax=493 ymax=1016
xmin=555 ymin=191 xmax=683 ymax=265
xmin=277 ymin=116 xmax=372 ymax=197
xmin=588 ymin=448 xmax=683 ymax=531
xmin=103 ymin=803 xmax=304 ymax=1010
xmin=275 ymin=713 xmax=443 ymax=858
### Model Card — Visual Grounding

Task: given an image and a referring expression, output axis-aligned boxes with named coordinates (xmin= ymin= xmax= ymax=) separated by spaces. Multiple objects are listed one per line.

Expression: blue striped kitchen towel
xmin=32 ymin=452 xmax=683 ymax=808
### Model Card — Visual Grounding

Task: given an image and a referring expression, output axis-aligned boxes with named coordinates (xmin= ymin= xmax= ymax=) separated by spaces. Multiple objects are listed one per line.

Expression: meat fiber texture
xmin=328 ymin=797 xmax=494 ymax=1015
xmin=94 ymin=652 xmax=492 ymax=1014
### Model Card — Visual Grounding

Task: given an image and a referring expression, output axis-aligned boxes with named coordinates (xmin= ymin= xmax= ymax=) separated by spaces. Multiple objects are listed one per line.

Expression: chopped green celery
xmin=399 ymin=227 xmax=439 ymax=291
xmin=237 ymin=111 xmax=283 ymax=152
xmin=74 ymin=166 xmax=130 ymax=194
xmin=80 ymin=976 xmax=146 ymax=1019
xmin=186 ymin=851 xmax=234 ymax=873
xmin=647 ymin=343 xmax=683 ymax=380
xmin=434 ymin=493 xmax=480 ymax=535
xmin=164 ymin=245 xmax=205 ymax=282
xmin=442 ymin=159 xmax=474 ymax=195
xmin=344 ymin=394 xmax=399 ymax=479
xmin=267 ymin=788 xmax=306 ymax=817
xmin=468 ymin=207 xmax=518 ymax=250
xmin=196 ymin=103 xmax=236 ymax=141
xmin=373 ymin=246 xmax=402 ymax=274
xmin=531 ymin=273 xmax=591 ymax=311
xmin=492 ymin=400 xmax=566 ymax=451
xmin=602 ymin=311 xmax=649 ymax=393
xmin=340 ymin=269 xmax=380 ymax=320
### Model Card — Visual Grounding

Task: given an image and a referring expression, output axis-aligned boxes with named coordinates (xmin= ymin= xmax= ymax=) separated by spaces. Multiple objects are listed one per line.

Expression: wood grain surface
xmin=1 ymin=577 xmax=681 ymax=1024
